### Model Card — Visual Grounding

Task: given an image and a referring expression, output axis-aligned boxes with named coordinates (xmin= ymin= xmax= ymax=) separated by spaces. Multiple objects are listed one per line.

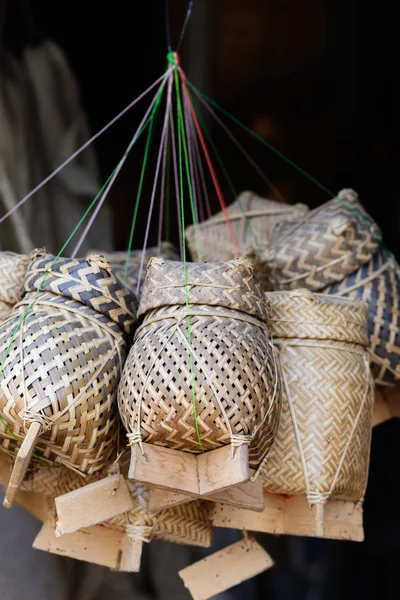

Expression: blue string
xmin=177 ymin=0 xmax=195 ymax=52
xmin=164 ymin=0 xmax=172 ymax=51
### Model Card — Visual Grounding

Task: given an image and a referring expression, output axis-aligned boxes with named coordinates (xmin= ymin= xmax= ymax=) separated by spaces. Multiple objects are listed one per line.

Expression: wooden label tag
xmin=34 ymin=517 xmax=124 ymax=569
xmin=55 ymin=474 xmax=134 ymax=536
xmin=179 ymin=537 xmax=274 ymax=599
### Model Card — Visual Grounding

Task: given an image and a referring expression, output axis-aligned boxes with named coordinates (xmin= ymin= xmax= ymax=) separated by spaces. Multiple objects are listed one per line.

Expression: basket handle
xmin=3 ymin=421 xmax=41 ymax=508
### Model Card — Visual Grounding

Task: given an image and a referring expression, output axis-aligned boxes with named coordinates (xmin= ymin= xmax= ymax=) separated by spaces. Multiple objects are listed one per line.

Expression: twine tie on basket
xmin=125 ymin=524 xmax=153 ymax=544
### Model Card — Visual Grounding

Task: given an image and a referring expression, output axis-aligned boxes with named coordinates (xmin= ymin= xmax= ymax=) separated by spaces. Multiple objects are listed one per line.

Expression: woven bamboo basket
xmin=0 ymin=250 xmax=138 ymax=507
xmin=89 ymin=242 xmax=180 ymax=294
xmin=0 ymin=251 xmax=30 ymax=320
xmin=261 ymin=189 xmax=381 ymax=291
xmin=324 ymin=246 xmax=400 ymax=388
xmin=262 ymin=289 xmax=373 ymax=536
xmin=118 ymin=256 xmax=281 ymax=478
xmin=185 ymin=191 xmax=308 ymax=268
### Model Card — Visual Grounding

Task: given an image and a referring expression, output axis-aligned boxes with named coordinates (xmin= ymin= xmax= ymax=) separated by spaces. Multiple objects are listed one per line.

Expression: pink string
xmin=71 ymin=74 xmax=171 ymax=258
xmin=0 ymin=73 xmax=167 ymax=227
xmin=169 ymin=99 xmax=183 ymax=259
xmin=189 ymin=84 xmax=286 ymax=203
xmin=136 ymin=73 xmax=174 ymax=295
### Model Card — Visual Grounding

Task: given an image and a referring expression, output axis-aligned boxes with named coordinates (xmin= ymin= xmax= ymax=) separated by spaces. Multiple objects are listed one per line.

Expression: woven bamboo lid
xmin=22 ymin=252 xmax=138 ymax=335
xmin=138 ymin=257 xmax=270 ymax=321
xmin=266 ymin=289 xmax=369 ymax=346
xmin=262 ymin=189 xmax=382 ymax=291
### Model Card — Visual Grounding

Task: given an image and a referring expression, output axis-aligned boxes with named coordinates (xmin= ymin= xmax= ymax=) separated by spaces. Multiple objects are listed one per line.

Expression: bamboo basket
xmin=324 ymin=246 xmax=400 ymax=388
xmin=118 ymin=257 xmax=281 ymax=478
xmin=89 ymin=242 xmax=180 ymax=294
xmin=261 ymin=189 xmax=381 ymax=291
xmin=0 ymin=251 xmax=30 ymax=320
xmin=0 ymin=250 xmax=138 ymax=507
xmin=262 ymin=289 xmax=373 ymax=536
xmin=185 ymin=191 xmax=308 ymax=271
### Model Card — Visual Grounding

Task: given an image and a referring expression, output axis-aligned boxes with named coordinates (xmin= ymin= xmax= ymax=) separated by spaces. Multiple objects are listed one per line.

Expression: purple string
xmin=0 ymin=72 xmax=167 ymax=227
xmin=71 ymin=76 xmax=169 ymax=258
xmin=190 ymin=83 xmax=286 ymax=203
xmin=169 ymin=100 xmax=183 ymax=259
xmin=136 ymin=74 xmax=173 ymax=295
xmin=182 ymin=83 xmax=199 ymax=224
xmin=157 ymin=76 xmax=174 ymax=255
xmin=187 ymin=103 xmax=211 ymax=219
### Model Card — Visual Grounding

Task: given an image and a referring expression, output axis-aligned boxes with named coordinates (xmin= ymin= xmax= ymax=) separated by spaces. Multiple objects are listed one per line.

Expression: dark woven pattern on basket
xmin=118 ymin=257 xmax=281 ymax=474
xmin=107 ymin=481 xmax=213 ymax=548
xmin=0 ymin=252 xmax=138 ymax=474
xmin=0 ymin=252 xmax=30 ymax=320
xmin=263 ymin=290 xmax=373 ymax=503
xmin=185 ymin=191 xmax=309 ymax=263
xmin=324 ymin=247 xmax=400 ymax=387
xmin=89 ymin=243 xmax=180 ymax=294
xmin=261 ymin=189 xmax=382 ymax=291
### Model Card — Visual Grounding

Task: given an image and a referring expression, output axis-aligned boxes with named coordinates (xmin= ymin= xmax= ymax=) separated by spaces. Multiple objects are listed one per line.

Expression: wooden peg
xmin=179 ymin=536 xmax=274 ymax=599
xmin=129 ymin=442 xmax=249 ymax=496
xmin=119 ymin=535 xmax=144 ymax=572
xmin=4 ymin=421 xmax=41 ymax=508
xmin=55 ymin=474 xmax=134 ymax=536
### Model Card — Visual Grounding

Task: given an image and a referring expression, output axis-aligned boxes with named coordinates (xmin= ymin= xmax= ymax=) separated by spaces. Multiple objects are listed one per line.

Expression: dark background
xmin=3 ymin=1 xmax=400 ymax=598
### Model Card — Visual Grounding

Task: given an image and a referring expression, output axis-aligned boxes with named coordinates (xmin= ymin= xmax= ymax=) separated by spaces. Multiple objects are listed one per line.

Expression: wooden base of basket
xmin=211 ymin=492 xmax=364 ymax=541
xmin=129 ymin=442 xmax=250 ymax=496
xmin=179 ymin=536 xmax=274 ymax=600
xmin=55 ymin=474 xmax=134 ymax=536
xmin=148 ymin=471 xmax=264 ymax=512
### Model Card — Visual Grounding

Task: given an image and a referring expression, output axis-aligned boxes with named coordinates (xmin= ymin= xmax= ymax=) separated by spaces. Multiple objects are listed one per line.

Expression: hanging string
xmin=71 ymin=75 xmax=170 ymax=258
xmin=0 ymin=73 xmax=167 ymax=226
xmin=124 ymin=76 xmax=168 ymax=282
xmin=190 ymin=115 xmax=212 ymax=219
xmin=189 ymin=83 xmax=286 ymax=203
xmin=169 ymin=92 xmax=184 ymax=258
xmin=189 ymin=91 xmax=262 ymax=250
xmin=136 ymin=72 xmax=174 ymax=296
xmin=176 ymin=0 xmax=195 ymax=52
xmin=164 ymin=0 xmax=172 ymax=51
xmin=157 ymin=115 xmax=170 ymax=254
xmin=183 ymin=74 xmax=200 ymax=225
xmin=179 ymin=69 xmax=241 ymax=256
xmin=174 ymin=66 xmax=204 ymax=452
xmin=186 ymin=79 xmax=396 ymax=259
xmin=164 ymin=132 xmax=172 ymax=243
xmin=186 ymin=112 xmax=205 ymax=223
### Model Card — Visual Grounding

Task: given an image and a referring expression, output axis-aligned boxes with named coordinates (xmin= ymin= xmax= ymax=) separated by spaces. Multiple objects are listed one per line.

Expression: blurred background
xmin=1 ymin=1 xmax=400 ymax=599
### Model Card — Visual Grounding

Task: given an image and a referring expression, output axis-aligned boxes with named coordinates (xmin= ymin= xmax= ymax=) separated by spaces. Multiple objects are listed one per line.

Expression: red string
xmin=178 ymin=68 xmax=242 ymax=256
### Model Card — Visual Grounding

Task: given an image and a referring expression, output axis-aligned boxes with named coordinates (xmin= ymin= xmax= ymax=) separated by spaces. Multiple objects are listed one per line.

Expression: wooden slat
xmin=55 ymin=474 xmax=134 ymax=536
xmin=179 ymin=537 xmax=274 ymax=599
xmin=197 ymin=444 xmax=249 ymax=495
xmin=211 ymin=492 xmax=364 ymax=541
xmin=119 ymin=535 xmax=143 ymax=572
xmin=33 ymin=518 xmax=124 ymax=569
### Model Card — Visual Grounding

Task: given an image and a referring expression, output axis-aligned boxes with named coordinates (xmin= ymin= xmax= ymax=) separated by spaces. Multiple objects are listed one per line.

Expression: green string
xmin=0 ymin=114 xmax=151 ymax=461
xmin=124 ymin=83 xmax=166 ymax=282
xmin=174 ymin=68 xmax=204 ymax=452
xmin=189 ymin=90 xmax=262 ymax=251
xmin=187 ymin=81 xmax=397 ymax=259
